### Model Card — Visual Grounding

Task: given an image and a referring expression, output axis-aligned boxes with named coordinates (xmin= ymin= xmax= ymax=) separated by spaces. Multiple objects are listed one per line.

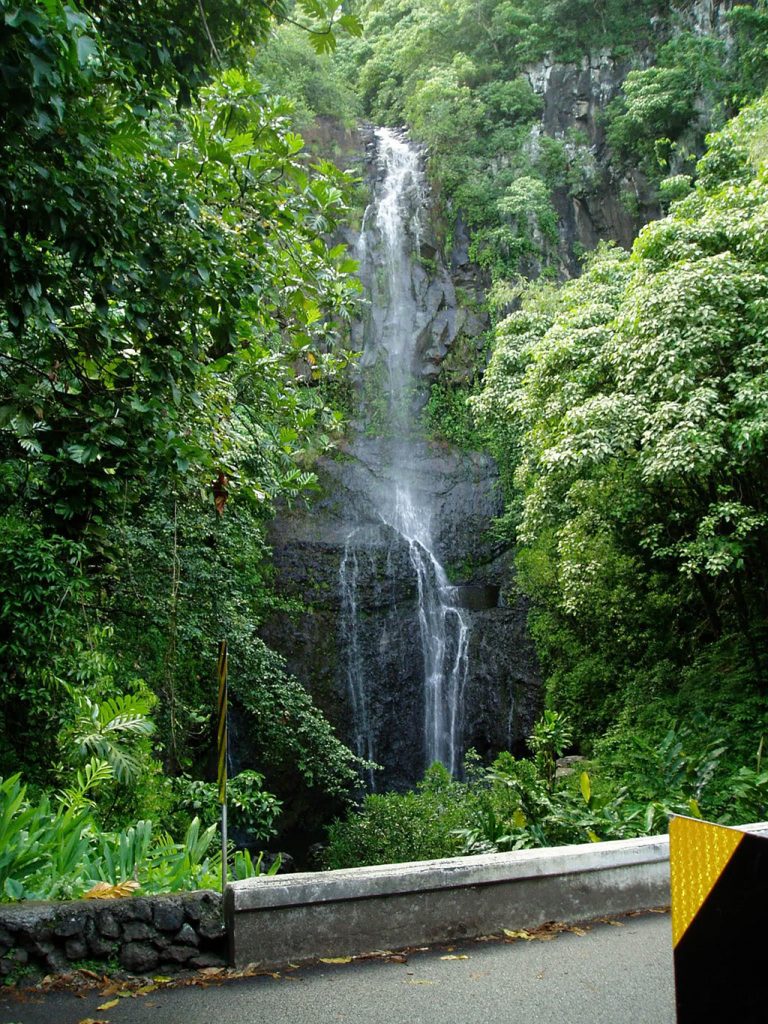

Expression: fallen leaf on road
xmin=230 ymin=966 xmax=280 ymax=979
xmin=504 ymin=921 xmax=573 ymax=942
xmin=319 ymin=957 xmax=352 ymax=964
xmin=97 ymin=1001 xmax=120 ymax=1011
xmin=566 ymin=926 xmax=588 ymax=936
xmin=78 ymin=1019 xmax=109 ymax=1024
xmin=440 ymin=955 xmax=469 ymax=960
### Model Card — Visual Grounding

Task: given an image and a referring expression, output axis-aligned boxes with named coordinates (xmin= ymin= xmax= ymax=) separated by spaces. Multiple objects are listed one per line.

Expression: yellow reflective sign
xmin=669 ymin=816 xmax=744 ymax=947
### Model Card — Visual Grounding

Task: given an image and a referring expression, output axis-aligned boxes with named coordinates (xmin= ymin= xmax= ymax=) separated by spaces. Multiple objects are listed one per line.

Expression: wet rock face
xmin=523 ymin=5 xmax=739 ymax=278
xmin=262 ymin=436 xmax=541 ymax=791
xmin=351 ymin=126 xmax=490 ymax=389
xmin=683 ymin=0 xmax=739 ymax=38
xmin=524 ymin=51 xmax=660 ymax=276
xmin=262 ymin=11 xmax=740 ymax=788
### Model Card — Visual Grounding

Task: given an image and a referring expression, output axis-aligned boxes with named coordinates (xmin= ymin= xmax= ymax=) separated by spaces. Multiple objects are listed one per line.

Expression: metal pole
xmin=221 ymin=801 xmax=228 ymax=894
xmin=217 ymin=639 xmax=228 ymax=893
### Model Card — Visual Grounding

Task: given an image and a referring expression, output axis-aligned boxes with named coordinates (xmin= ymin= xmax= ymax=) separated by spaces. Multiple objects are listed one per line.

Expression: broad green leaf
xmin=76 ymin=34 xmax=98 ymax=65
xmin=580 ymin=771 xmax=591 ymax=806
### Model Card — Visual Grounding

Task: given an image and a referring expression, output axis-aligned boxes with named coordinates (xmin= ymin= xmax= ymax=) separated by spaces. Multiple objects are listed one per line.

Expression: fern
xmin=62 ymin=690 xmax=155 ymax=783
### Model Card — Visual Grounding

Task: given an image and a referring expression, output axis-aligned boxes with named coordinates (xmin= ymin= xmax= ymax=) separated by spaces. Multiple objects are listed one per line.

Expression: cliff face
xmin=261 ymin=128 xmax=540 ymax=791
xmin=523 ymin=0 xmax=740 ymax=276
xmin=526 ymin=51 xmax=659 ymax=276
xmin=261 ymin=439 xmax=540 ymax=790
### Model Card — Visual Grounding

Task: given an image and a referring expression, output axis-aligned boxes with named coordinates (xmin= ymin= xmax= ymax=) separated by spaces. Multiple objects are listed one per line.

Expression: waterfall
xmin=339 ymin=528 xmax=376 ymax=790
xmin=339 ymin=127 xmax=471 ymax=783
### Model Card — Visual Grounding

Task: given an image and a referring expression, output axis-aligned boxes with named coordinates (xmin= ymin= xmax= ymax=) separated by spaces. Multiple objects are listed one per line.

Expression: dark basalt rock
xmin=64 ymin=937 xmax=88 ymax=960
xmin=452 ymin=585 xmax=500 ymax=611
xmin=174 ymin=923 xmax=199 ymax=946
xmin=122 ymin=921 xmax=154 ymax=942
xmin=96 ymin=909 xmax=120 ymax=938
xmin=162 ymin=944 xmax=197 ymax=963
xmin=152 ymin=901 xmax=185 ymax=933
xmin=262 ymin=437 xmax=541 ymax=791
xmin=120 ymin=941 xmax=159 ymax=973
xmin=0 ymin=893 xmax=224 ymax=980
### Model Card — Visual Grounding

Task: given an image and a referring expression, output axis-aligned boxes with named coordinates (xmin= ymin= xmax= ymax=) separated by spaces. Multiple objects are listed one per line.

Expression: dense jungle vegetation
xmin=0 ymin=0 xmax=369 ymax=897
xmin=2 ymin=0 xmax=768 ymax=893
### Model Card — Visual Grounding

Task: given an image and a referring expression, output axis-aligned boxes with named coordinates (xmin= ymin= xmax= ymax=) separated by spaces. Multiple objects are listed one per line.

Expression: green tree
xmin=606 ymin=33 xmax=726 ymax=180
xmin=476 ymin=93 xmax=768 ymax=751
xmin=0 ymin=0 xmax=364 ymax=834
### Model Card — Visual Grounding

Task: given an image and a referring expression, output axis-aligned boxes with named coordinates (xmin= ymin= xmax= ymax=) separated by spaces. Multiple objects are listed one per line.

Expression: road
xmin=0 ymin=911 xmax=675 ymax=1024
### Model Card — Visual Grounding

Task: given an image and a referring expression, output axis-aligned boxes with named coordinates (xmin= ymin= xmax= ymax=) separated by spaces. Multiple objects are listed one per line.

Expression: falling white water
xmin=378 ymin=488 xmax=470 ymax=775
xmin=339 ymin=529 xmax=376 ymax=790
xmin=340 ymin=127 xmax=471 ymax=780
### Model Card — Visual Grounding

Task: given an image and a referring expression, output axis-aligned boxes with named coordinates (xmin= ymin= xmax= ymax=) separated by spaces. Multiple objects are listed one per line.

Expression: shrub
xmin=323 ymin=763 xmax=479 ymax=868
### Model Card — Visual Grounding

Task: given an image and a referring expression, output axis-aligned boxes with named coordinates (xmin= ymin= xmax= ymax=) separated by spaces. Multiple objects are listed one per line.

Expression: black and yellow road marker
xmin=670 ymin=815 xmax=768 ymax=1023
xmin=217 ymin=640 xmax=228 ymax=891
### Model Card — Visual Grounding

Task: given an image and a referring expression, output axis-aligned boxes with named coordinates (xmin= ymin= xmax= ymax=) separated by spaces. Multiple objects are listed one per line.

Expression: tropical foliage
xmin=474 ymin=92 xmax=768 ymax=773
xmin=324 ymin=712 xmax=759 ymax=869
xmin=4 ymin=0 xmax=768 ymax=896
xmin=0 ymin=0 xmax=366 ymax=891
xmin=330 ymin=0 xmax=768 ymax=281
xmin=0 ymin=772 xmax=278 ymax=902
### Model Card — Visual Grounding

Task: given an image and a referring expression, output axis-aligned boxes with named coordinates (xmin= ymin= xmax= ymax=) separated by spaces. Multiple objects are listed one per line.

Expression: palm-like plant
xmin=61 ymin=689 xmax=155 ymax=784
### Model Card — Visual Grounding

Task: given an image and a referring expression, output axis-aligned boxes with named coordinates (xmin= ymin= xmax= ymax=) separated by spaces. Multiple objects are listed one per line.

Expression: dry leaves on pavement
xmin=502 ymin=921 xmax=592 ymax=943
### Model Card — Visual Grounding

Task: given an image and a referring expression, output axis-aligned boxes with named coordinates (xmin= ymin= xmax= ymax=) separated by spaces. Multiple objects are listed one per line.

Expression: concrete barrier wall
xmin=226 ymin=821 xmax=768 ymax=968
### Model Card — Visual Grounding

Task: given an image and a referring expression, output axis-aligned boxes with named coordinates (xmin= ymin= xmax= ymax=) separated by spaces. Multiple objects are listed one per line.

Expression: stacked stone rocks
xmin=0 ymin=892 xmax=226 ymax=980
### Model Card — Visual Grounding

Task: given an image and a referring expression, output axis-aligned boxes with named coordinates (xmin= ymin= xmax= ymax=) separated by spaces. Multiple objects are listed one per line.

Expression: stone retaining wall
xmin=0 ymin=891 xmax=224 ymax=982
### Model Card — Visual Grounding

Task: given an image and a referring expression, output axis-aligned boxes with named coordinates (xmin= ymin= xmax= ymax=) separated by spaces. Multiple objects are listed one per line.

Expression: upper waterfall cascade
xmin=339 ymin=128 xmax=471 ymax=782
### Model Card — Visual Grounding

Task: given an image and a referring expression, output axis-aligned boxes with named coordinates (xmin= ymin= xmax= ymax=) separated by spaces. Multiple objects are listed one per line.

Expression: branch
xmin=252 ymin=0 xmax=338 ymax=43
xmin=197 ymin=0 xmax=222 ymax=65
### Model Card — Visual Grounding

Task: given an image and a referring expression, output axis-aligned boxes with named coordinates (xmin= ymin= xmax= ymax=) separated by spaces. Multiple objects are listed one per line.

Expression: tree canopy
xmin=475 ymin=91 xmax=768 ymax=759
xmin=0 ymin=0 xmax=365 ymax=843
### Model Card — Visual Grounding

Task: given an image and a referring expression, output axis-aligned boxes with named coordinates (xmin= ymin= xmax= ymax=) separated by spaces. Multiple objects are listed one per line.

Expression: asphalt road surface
xmin=0 ymin=911 xmax=675 ymax=1024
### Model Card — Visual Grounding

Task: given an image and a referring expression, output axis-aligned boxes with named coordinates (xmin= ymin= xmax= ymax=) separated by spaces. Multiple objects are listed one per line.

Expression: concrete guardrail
xmin=226 ymin=821 xmax=768 ymax=968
